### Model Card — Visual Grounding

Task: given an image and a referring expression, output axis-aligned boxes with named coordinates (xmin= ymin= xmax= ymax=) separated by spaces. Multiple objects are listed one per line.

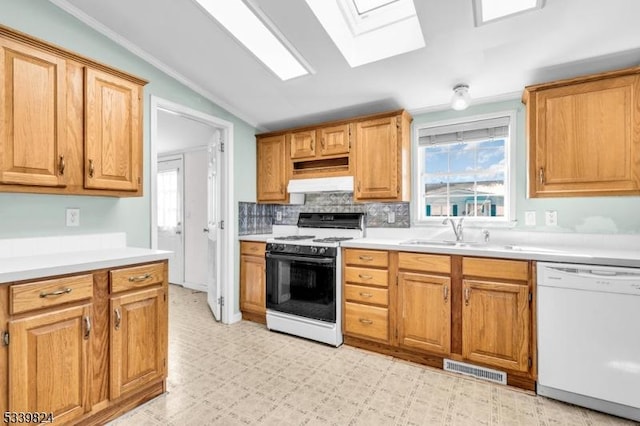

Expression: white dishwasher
xmin=537 ymin=262 xmax=640 ymax=422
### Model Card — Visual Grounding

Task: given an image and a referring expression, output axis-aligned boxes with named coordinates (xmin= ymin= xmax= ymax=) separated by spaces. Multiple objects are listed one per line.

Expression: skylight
xmin=474 ymin=0 xmax=544 ymax=26
xmin=306 ymin=0 xmax=425 ymax=68
xmin=194 ymin=0 xmax=310 ymax=81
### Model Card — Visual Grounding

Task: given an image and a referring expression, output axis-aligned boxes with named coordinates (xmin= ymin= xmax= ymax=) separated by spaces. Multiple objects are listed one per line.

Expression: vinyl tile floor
xmin=108 ymin=285 xmax=637 ymax=426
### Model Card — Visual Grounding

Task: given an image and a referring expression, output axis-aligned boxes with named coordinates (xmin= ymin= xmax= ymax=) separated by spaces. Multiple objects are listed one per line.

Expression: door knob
xmin=203 ymin=228 xmax=209 ymax=233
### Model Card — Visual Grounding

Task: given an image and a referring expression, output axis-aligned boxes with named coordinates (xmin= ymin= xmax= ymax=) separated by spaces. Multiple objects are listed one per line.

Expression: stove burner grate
xmin=312 ymin=237 xmax=354 ymax=243
xmin=273 ymin=235 xmax=316 ymax=241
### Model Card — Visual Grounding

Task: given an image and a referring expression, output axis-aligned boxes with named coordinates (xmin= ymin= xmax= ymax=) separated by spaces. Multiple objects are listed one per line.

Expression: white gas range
xmin=265 ymin=212 xmax=364 ymax=346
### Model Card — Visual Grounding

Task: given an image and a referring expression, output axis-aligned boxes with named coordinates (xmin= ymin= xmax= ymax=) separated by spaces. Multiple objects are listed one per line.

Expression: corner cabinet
xmin=0 ymin=260 xmax=168 ymax=425
xmin=524 ymin=66 xmax=640 ymax=197
xmin=240 ymin=242 xmax=267 ymax=323
xmin=256 ymin=135 xmax=288 ymax=203
xmin=0 ymin=24 xmax=147 ymax=197
xmin=354 ymin=111 xmax=411 ymax=202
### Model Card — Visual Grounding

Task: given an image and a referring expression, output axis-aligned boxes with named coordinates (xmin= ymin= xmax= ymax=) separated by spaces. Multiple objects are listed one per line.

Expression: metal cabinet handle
xmin=280 ymin=184 xmax=284 ymax=194
xmin=58 ymin=155 xmax=65 ymax=175
xmin=464 ymin=287 xmax=471 ymax=306
xmin=358 ymin=274 xmax=373 ymax=280
xmin=359 ymin=292 xmax=373 ymax=298
xmin=128 ymin=273 xmax=151 ymax=282
xmin=114 ymin=308 xmax=121 ymax=330
xmin=357 ymin=181 xmax=361 ymax=192
xmin=444 ymin=285 xmax=449 ymax=302
xmin=358 ymin=255 xmax=373 ymax=261
xmin=311 ymin=140 xmax=315 ymax=151
xmin=40 ymin=288 xmax=72 ymax=298
xmin=321 ymin=137 xmax=326 ymax=149
xmin=88 ymin=159 xmax=95 ymax=178
xmin=539 ymin=167 xmax=545 ymax=185
xmin=359 ymin=318 xmax=373 ymax=325
xmin=84 ymin=316 xmax=91 ymax=340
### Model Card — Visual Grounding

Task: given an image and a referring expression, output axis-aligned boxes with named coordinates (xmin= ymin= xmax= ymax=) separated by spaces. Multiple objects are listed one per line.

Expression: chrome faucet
xmin=443 ymin=217 xmax=464 ymax=242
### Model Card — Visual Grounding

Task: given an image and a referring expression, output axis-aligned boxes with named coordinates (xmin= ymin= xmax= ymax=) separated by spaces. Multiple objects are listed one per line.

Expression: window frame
xmin=412 ymin=110 xmax=517 ymax=226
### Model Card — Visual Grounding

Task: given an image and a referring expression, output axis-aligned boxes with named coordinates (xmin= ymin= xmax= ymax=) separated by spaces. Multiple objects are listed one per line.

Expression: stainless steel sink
xmin=400 ymin=239 xmax=485 ymax=247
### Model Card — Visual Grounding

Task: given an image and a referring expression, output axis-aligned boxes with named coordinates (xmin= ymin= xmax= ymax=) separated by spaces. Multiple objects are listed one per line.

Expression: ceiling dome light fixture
xmin=451 ymin=84 xmax=471 ymax=111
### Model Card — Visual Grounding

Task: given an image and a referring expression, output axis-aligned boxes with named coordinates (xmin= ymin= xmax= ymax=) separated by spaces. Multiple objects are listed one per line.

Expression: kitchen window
xmin=414 ymin=112 xmax=516 ymax=224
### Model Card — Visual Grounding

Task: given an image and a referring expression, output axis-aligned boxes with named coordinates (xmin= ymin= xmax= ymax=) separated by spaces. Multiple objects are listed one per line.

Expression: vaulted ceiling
xmin=54 ymin=0 xmax=640 ymax=131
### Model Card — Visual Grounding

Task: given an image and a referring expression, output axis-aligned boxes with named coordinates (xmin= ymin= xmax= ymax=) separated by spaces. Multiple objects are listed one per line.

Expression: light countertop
xmin=238 ymin=234 xmax=274 ymax=242
xmin=0 ymin=247 xmax=171 ymax=284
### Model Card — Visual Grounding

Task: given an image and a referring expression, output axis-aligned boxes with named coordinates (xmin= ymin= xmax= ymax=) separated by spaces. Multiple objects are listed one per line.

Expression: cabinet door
xmin=290 ymin=130 xmax=316 ymax=160
xmin=462 ymin=279 xmax=529 ymax=372
xmin=531 ymin=75 xmax=640 ymax=196
xmin=0 ymin=38 xmax=67 ymax=187
xmin=355 ymin=116 xmax=398 ymax=200
xmin=319 ymin=124 xmax=350 ymax=156
xmin=110 ymin=287 xmax=167 ymax=399
xmin=9 ymin=304 xmax=91 ymax=424
xmin=257 ymin=134 xmax=287 ymax=202
xmin=85 ymin=68 xmax=142 ymax=192
xmin=397 ymin=272 xmax=451 ymax=355
xmin=240 ymin=254 xmax=266 ymax=315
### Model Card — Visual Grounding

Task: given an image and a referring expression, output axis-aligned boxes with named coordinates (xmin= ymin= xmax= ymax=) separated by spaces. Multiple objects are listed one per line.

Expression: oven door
xmin=266 ymin=252 xmax=337 ymax=323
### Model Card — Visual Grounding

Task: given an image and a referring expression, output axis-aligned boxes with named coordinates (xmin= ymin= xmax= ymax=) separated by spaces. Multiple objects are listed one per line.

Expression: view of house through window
xmin=416 ymin=115 xmax=512 ymax=222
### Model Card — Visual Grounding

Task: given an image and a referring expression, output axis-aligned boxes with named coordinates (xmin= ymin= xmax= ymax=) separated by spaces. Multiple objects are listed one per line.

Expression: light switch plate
xmin=545 ymin=210 xmax=557 ymax=226
xmin=276 ymin=211 xmax=283 ymax=222
xmin=387 ymin=211 xmax=396 ymax=224
xmin=524 ymin=211 xmax=536 ymax=226
xmin=66 ymin=208 xmax=80 ymax=227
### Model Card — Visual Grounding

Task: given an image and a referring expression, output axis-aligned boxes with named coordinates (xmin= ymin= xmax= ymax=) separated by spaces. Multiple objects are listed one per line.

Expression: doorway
xmin=157 ymin=156 xmax=184 ymax=285
xmin=150 ymin=97 xmax=235 ymax=323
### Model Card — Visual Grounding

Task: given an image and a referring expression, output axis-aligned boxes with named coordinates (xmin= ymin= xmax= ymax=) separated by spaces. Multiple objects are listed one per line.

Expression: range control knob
xmin=310 ymin=246 xmax=318 ymax=254
xmin=293 ymin=245 xmax=300 ymax=252
xmin=277 ymin=244 xmax=285 ymax=251
xmin=319 ymin=247 xmax=327 ymax=255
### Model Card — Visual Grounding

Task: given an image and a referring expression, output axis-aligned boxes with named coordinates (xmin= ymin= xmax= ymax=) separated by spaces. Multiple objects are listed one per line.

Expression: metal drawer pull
xmin=84 ymin=316 xmax=91 ymax=340
xmin=88 ymin=159 xmax=95 ymax=178
xmin=358 ymin=274 xmax=373 ymax=280
xmin=359 ymin=318 xmax=373 ymax=325
xmin=58 ymin=154 xmax=65 ymax=175
xmin=358 ymin=255 xmax=373 ymax=261
xmin=444 ymin=285 xmax=449 ymax=302
xmin=128 ymin=273 xmax=152 ymax=282
xmin=464 ymin=288 xmax=471 ymax=306
xmin=539 ymin=167 xmax=545 ymax=185
xmin=40 ymin=288 xmax=72 ymax=298
xmin=114 ymin=308 xmax=122 ymax=330
xmin=359 ymin=292 xmax=373 ymax=298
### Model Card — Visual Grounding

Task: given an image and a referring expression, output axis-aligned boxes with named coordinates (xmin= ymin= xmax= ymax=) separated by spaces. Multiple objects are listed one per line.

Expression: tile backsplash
xmin=238 ymin=192 xmax=409 ymax=235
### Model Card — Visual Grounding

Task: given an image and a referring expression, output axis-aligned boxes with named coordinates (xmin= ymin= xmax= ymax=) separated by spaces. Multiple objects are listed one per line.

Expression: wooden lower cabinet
xmin=8 ymin=304 xmax=92 ymax=424
xmin=110 ymin=287 xmax=167 ymax=399
xmin=397 ymin=272 xmax=451 ymax=355
xmin=240 ymin=242 xmax=266 ymax=323
xmin=462 ymin=279 xmax=530 ymax=372
xmin=2 ymin=260 xmax=169 ymax=425
xmin=343 ymin=249 xmax=535 ymax=390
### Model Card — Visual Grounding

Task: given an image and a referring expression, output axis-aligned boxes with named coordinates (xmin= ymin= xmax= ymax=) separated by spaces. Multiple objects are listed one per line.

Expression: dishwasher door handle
xmin=544 ymin=266 xmax=640 ymax=280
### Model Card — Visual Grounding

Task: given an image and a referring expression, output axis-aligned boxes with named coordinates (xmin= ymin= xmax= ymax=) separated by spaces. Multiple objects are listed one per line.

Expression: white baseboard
xmin=182 ymin=281 xmax=207 ymax=292
xmin=228 ymin=312 xmax=243 ymax=324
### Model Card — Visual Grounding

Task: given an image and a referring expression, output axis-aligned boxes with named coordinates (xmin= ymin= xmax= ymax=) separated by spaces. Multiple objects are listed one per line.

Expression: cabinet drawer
xmin=345 ymin=302 xmax=388 ymax=342
xmin=344 ymin=284 xmax=388 ymax=306
xmin=463 ymin=257 xmax=529 ymax=282
xmin=344 ymin=249 xmax=388 ymax=267
xmin=110 ymin=262 xmax=165 ymax=293
xmin=10 ymin=274 xmax=93 ymax=314
xmin=241 ymin=241 xmax=266 ymax=256
xmin=398 ymin=252 xmax=451 ymax=274
xmin=344 ymin=266 xmax=388 ymax=287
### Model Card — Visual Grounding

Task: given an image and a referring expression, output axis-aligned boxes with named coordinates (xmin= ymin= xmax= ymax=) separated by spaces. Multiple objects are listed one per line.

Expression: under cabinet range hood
xmin=287 ymin=176 xmax=354 ymax=194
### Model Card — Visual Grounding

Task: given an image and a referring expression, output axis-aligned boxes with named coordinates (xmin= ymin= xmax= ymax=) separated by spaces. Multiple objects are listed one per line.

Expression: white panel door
xmin=157 ymin=157 xmax=184 ymax=284
xmin=183 ymin=150 xmax=208 ymax=290
xmin=207 ymin=138 xmax=223 ymax=321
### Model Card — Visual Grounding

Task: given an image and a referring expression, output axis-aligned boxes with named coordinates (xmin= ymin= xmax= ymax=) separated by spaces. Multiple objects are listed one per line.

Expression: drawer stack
xmin=343 ymin=248 xmax=390 ymax=343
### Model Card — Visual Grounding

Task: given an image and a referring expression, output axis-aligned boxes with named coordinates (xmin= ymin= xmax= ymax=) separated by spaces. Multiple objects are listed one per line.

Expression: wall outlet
xmin=545 ymin=210 xmax=558 ymax=226
xmin=66 ymin=208 xmax=80 ymax=227
xmin=524 ymin=211 xmax=536 ymax=226
xmin=387 ymin=211 xmax=396 ymax=224
xmin=276 ymin=211 xmax=283 ymax=222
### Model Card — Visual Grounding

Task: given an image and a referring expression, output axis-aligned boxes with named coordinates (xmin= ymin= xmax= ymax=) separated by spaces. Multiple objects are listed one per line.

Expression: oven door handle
xmin=266 ymin=253 xmax=335 ymax=264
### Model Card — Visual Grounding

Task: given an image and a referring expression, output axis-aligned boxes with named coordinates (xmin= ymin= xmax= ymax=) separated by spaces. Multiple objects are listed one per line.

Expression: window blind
xmin=418 ymin=116 xmax=510 ymax=146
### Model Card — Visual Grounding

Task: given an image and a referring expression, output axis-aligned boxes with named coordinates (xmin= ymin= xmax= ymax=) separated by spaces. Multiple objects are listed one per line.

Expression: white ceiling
xmin=56 ymin=0 xmax=640 ymax=131
xmin=157 ymin=110 xmax=218 ymax=154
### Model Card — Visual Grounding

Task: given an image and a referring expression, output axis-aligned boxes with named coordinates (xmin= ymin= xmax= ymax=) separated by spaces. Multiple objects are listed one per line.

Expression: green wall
xmin=0 ymin=0 xmax=257 ymax=247
xmin=413 ymin=99 xmax=640 ymax=234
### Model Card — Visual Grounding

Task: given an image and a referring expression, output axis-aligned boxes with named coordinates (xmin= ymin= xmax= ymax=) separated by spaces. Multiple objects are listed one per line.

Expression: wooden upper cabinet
xmin=0 ymin=38 xmax=67 ymax=187
xmin=289 ymin=130 xmax=316 ymax=160
xmin=257 ymin=134 xmax=287 ymax=202
xmin=9 ymin=303 xmax=92 ymax=424
xmin=524 ymin=67 xmax=640 ymax=197
xmin=85 ymin=68 xmax=142 ymax=192
xmin=355 ymin=111 xmax=411 ymax=201
xmin=318 ymin=124 xmax=350 ymax=156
